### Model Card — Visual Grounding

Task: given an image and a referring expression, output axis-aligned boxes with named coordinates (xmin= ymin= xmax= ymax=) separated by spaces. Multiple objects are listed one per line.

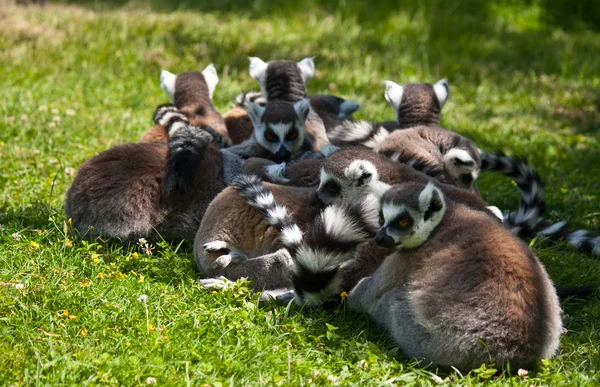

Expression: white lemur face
xmin=248 ymin=99 xmax=311 ymax=162
xmin=376 ymin=182 xmax=446 ymax=249
xmin=312 ymin=160 xmax=390 ymax=209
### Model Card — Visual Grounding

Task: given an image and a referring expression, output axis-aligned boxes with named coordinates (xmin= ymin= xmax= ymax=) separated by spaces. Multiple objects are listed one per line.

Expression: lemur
xmin=241 ymin=178 xmax=563 ymax=370
xmin=248 ymin=57 xmax=335 ymax=154
xmin=225 ymin=99 xmax=316 ymax=163
xmin=222 ymin=91 xmax=360 ymax=145
xmin=65 ymin=103 xmax=243 ymax=242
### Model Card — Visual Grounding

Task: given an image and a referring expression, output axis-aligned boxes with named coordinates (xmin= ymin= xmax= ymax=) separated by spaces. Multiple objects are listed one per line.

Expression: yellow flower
xmin=97 ymin=273 xmax=105 ymax=279
xmin=62 ymin=309 xmax=69 ymax=316
xmin=211 ymin=290 xmax=217 ymax=294
xmin=65 ymin=239 xmax=73 ymax=248
xmin=118 ymin=272 xmax=127 ymax=279
xmin=132 ymin=252 xmax=139 ymax=259
xmin=92 ymin=255 xmax=100 ymax=263
xmin=80 ymin=327 xmax=88 ymax=336
xmin=29 ymin=241 xmax=39 ymax=249
xmin=139 ymin=275 xmax=144 ymax=283
xmin=125 ymin=342 xmax=131 ymax=347
xmin=96 ymin=245 xmax=103 ymax=250
xmin=340 ymin=291 xmax=348 ymax=298
xmin=80 ymin=281 xmax=91 ymax=288
xmin=147 ymin=323 xmax=154 ymax=331
xmin=68 ymin=315 xmax=77 ymax=320
xmin=125 ymin=257 xmax=130 ymax=262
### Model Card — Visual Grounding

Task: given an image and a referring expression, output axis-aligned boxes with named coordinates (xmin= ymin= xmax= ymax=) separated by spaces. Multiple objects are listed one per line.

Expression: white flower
xmin=137 ymin=294 xmax=148 ymax=303
xmin=146 ymin=377 xmax=156 ymax=385
xmin=20 ymin=114 xmax=28 ymax=123
xmin=51 ymin=108 xmax=59 ymax=115
xmin=39 ymin=105 xmax=48 ymax=112
xmin=15 ymin=283 xmax=25 ymax=290
xmin=138 ymin=238 xmax=147 ymax=245
xmin=11 ymin=233 xmax=21 ymax=241
xmin=518 ymin=369 xmax=529 ymax=378
xmin=66 ymin=109 xmax=75 ymax=116
xmin=431 ymin=374 xmax=445 ymax=384
xmin=65 ymin=167 xmax=75 ymax=177
xmin=327 ymin=375 xmax=338 ymax=383
xmin=0 ymin=224 xmax=4 ymax=232
xmin=49 ymin=122 xmax=56 ymax=128
xmin=52 ymin=115 xmax=61 ymax=123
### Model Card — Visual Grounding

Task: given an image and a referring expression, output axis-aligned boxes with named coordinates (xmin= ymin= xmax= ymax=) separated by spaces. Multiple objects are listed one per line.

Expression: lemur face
xmin=248 ymin=99 xmax=310 ymax=162
xmin=312 ymin=159 xmax=390 ymax=209
xmin=376 ymin=182 xmax=446 ymax=249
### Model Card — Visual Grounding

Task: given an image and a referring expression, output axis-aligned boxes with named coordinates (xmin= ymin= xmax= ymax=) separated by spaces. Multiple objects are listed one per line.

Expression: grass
xmin=0 ymin=0 xmax=599 ymax=385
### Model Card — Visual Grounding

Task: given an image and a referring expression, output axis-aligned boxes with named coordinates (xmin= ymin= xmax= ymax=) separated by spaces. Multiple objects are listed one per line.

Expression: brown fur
xmin=396 ymin=83 xmax=443 ymax=129
xmin=139 ymin=123 xmax=169 ymax=143
xmin=223 ymin=106 xmax=254 ymax=144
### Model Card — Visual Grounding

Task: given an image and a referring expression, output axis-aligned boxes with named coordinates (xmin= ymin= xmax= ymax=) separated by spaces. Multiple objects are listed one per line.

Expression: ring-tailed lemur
xmin=248 ymin=57 xmax=335 ymax=154
xmin=223 ymin=91 xmax=360 ymax=145
xmin=65 ymin=105 xmax=243 ymax=242
xmin=141 ymin=64 xmax=231 ymax=145
xmin=225 ymin=99 xmax=317 ymax=163
xmin=246 ymin=179 xmax=562 ymax=370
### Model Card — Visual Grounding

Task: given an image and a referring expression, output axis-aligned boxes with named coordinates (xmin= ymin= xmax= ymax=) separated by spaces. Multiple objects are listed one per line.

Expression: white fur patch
xmin=281 ymin=224 xmax=303 ymax=246
xmin=270 ymin=122 xmax=294 ymax=140
xmin=248 ymin=103 xmax=266 ymax=128
xmin=381 ymin=203 xmax=407 ymax=228
xmin=199 ymin=276 xmax=236 ymax=290
xmin=254 ymin=192 xmax=276 ymax=209
xmin=293 ymin=99 xmax=311 ymax=122
xmin=538 ymin=221 xmax=567 ymax=236
xmin=297 ymin=57 xmax=315 ymax=83
xmin=328 ymin=120 xmax=373 ymax=143
xmin=443 ymin=148 xmax=479 ymax=184
xmin=201 ymin=64 xmax=219 ymax=100
xmin=344 ymin=160 xmax=379 ymax=186
xmin=486 ymin=206 xmax=504 ymax=221
xmin=293 ymin=247 xmax=347 ymax=274
xmin=321 ymin=206 xmax=369 ymax=242
xmin=266 ymin=205 xmax=289 ymax=225
xmin=249 ymin=57 xmax=268 ymax=82
xmin=168 ymin=121 xmax=187 ymax=137
xmin=433 ymin=78 xmax=449 ymax=107
xmin=160 ymin=69 xmax=177 ymax=102
xmin=384 ymin=80 xmax=404 ymax=112
xmin=158 ymin=111 xmax=186 ymax=127
xmin=566 ymin=230 xmax=590 ymax=247
xmin=266 ymin=163 xmax=290 ymax=184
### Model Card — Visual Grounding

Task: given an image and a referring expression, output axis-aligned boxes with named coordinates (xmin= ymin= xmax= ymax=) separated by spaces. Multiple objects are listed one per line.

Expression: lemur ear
xmin=247 ymin=103 xmax=266 ymax=127
xmin=160 ymin=69 xmax=177 ymax=103
xmin=297 ymin=57 xmax=315 ymax=83
xmin=418 ymin=183 xmax=446 ymax=221
xmin=384 ymin=80 xmax=404 ymax=111
xmin=345 ymin=160 xmax=379 ymax=187
xmin=293 ymin=99 xmax=311 ymax=123
xmin=201 ymin=64 xmax=219 ymax=100
xmin=433 ymin=78 xmax=449 ymax=107
xmin=249 ymin=57 xmax=268 ymax=82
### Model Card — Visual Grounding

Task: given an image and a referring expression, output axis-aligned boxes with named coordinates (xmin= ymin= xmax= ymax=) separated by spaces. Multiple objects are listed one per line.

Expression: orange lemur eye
xmin=285 ymin=131 xmax=298 ymax=141
xmin=399 ymin=219 xmax=410 ymax=227
xmin=264 ymin=131 xmax=277 ymax=142
xmin=379 ymin=215 xmax=385 ymax=225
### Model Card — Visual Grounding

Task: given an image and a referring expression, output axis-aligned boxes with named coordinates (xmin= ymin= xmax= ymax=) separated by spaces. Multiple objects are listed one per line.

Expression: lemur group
xmin=65 ymin=57 xmax=599 ymax=371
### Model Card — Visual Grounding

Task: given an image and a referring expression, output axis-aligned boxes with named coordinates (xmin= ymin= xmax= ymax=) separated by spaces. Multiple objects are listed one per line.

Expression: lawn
xmin=0 ymin=0 xmax=599 ymax=385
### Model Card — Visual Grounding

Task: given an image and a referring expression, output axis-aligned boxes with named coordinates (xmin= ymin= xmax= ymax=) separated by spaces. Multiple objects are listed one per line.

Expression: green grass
xmin=1 ymin=0 xmax=599 ymax=385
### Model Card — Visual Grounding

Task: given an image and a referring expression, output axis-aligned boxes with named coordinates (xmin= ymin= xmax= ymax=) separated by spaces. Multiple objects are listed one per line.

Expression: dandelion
xmin=139 ymin=275 xmax=145 ymax=283
xmin=137 ymin=294 xmax=148 ymax=303
xmin=12 ymin=233 xmax=21 ymax=241
xmin=39 ymin=105 xmax=48 ymax=112
xmin=340 ymin=291 xmax=348 ymax=298
xmin=96 ymin=245 xmax=103 ymax=250
xmin=80 ymin=281 xmax=92 ymax=287
xmin=146 ymin=377 xmax=157 ymax=385
xmin=517 ymin=369 xmax=529 ymax=378
xmin=211 ymin=290 xmax=217 ymax=294
xmin=132 ymin=252 xmax=139 ymax=259
xmin=117 ymin=272 xmax=127 ymax=279
xmin=92 ymin=255 xmax=100 ymax=263
xmin=80 ymin=327 xmax=88 ymax=336
xmin=15 ymin=283 xmax=25 ymax=290
xmin=97 ymin=272 xmax=105 ymax=279
xmin=66 ymin=109 xmax=75 ymax=116
xmin=65 ymin=238 xmax=73 ymax=248
xmin=125 ymin=342 xmax=131 ymax=347
xmin=51 ymin=108 xmax=59 ymax=115
xmin=63 ymin=309 xmax=69 ymax=316
xmin=29 ymin=241 xmax=39 ymax=249
xmin=68 ymin=315 xmax=77 ymax=320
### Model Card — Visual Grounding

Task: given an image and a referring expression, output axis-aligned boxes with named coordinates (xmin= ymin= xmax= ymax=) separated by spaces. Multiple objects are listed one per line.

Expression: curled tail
xmin=327 ymin=120 xmax=391 ymax=150
xmin=234 ymin=90 xmax=267 ymax=108
xmin=159 ymin=106 xmax=220 ymax=195
xmin=232 ymin=175 xmax=379 ymax=306
xmin=480 ymin=151 xmax=545 ymax=237
xmin=534 ymin=219 xmax=600 ymax=257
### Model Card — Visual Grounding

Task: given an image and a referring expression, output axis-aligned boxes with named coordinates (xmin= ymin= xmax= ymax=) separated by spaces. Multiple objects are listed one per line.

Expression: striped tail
xmin=159 ymin=106 xmax=219 ymax=195
xmin=327 ymin=120 xmax=391 ymax=151
xmin=232 ymin=175 xmax=379 ymax=306
xmin=534 ymin=219 xmax=600 ymax=257
xmin=480 ymin=151 xmax=545 ymax=237
xmin=234 ymin=90 xmax=267 ymax=108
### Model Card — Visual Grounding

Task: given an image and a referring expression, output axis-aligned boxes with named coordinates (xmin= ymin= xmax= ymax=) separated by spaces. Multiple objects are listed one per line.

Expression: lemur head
xmin=312 ymin=149 xmax=391 ymax=209
xmin=376 ymin=182 xmax=447 ymax=249
xmin=443 ymin=148 xmax=480 ymax=189
xmin=384 ymin=79 xmax=449 ymax=128
xmin=248 ymin=99 xmax=311 ymax=162
xmin=160 ymin=64 xmax=219 ymax=106
xmin=248 ymin=57 xmax=315 ymax=101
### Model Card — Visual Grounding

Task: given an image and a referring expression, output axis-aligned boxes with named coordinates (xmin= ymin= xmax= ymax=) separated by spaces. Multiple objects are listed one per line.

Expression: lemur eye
xmin=285 ymin=131 xmax=298 ymax=141
xmin=398 ymin=219 xmax=410 ymax=227
xmin=379 ymin=215 xmax=385 ymax=225
xmin=264 ymin=131 xmax=277 ymax=143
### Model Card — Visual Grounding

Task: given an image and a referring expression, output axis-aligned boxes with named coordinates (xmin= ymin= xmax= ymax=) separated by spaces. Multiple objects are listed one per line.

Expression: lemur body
xmin=346 ymin=182 xmax=562 ymax=370
xmin=66 ymin=93 xmax=242 ymax=242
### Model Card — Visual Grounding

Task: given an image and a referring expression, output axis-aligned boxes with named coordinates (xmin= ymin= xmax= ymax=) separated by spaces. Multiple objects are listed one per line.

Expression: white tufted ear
xmin=384 ymin=80 xmax=404 ymax=111
xmin=433 ymin=78 xmax=449 ymax=107
xmin=201 ymin=64 xmax=219 ymax=100
xmin=249 ymin=57 xmax=268 ymax=82
xmin=418 ymin=182 xmax=446 ymax=221
xmin=297 ymin=57 xmax=315 ymax=83
xmin=344 ymin=160 xmax=379 ymax=187
xmin=293 ymin=99 xmax=311 ymax=123
xmin=247 ymin=103 xmax=266 ymax=127
xmin=160 ymin=69 xmax=177 ymax=102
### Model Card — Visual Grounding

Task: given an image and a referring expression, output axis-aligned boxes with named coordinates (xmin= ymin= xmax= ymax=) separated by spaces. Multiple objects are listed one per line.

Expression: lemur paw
xmin=487 ymin=206 xmax=504 ymax=221
xmin=260 ymin=289 xmax=296 ymax=304
xmin=203 ymin=240 xmax=229 ymax=252
xmin=199 ymin=276 xmax=236 ymax=290
xmin=215 ymin=253 xmax=248 ymax=268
